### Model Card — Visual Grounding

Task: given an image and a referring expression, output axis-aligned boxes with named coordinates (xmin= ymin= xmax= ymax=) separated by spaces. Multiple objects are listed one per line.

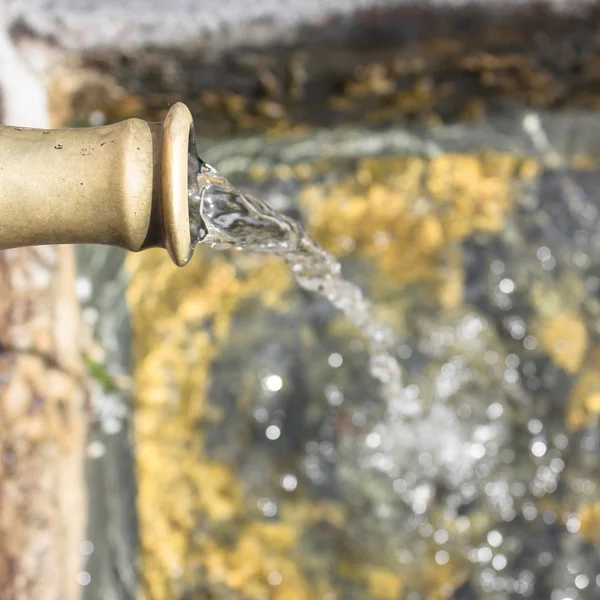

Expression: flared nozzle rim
xmin=161 ymin=102 xmax=194 ymax=267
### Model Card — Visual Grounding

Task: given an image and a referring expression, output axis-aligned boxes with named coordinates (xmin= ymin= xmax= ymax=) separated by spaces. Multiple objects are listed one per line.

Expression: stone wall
xmin=0 ymin=17 xmax=87 ymax=600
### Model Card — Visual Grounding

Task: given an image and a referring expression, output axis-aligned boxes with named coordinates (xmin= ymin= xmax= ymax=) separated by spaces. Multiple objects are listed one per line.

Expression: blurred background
xmin=1 ymin=1 xmax=600 ymax=600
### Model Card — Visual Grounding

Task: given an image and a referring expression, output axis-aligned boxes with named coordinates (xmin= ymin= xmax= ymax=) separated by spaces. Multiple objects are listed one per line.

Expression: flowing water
xmin=188 ymin=157 xmax=406 ymax=411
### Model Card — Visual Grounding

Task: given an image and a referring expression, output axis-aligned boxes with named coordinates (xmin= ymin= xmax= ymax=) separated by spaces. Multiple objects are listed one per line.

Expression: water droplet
xmin=470 ymin=443 xmax=486 ymax=459
xmin=542 ymin=256 xmax=557 ymax=271
xmin=523 ymin=503 xmax=537 ymax=520
xmin=536 ymin=246 xmax=552 ymax=261
xmin=82 ymin=307 xmax=99 ymax=326
xmin=478 ymin=547 xmax=493 ymax=563
xmin=509 ymin=320 xmax=526 ymax=339
xmin=392 ymin=479 xmax=407 ymax=494
xmin=491 ymin=260 xmax=505 ymax=274
xmin=338 ymin=235 xmax=355 ymax=252
xmin=484 ymin=351 xmax=499 ymax=365
xmin=352 ymin=412 xmax=366 ymax=427
xmin=531 ymin=440 xmax=547 ymax=457
xmin=487 ymin=530 xmax=503 ymax=548
xmin=538 ymin=552 xmax=553 ymax=567
xmin=280 ymin=474 xmax=297 ymax=492
xmin=258 ymin=497 xmax=277 ymax=517
xmin=398 ymin=549 xmax=414 ymax=565
xmin=79 ymin=541 xmax=94 ymax=556
xmin=366 ymin=432 xmax=382 ymax=449
xmin=412 ymin=501 xmax=427 ymax=515
xmin=566 ymin=515 xmax=580 ymax=533
xmin=398 ymin=344 xmax=412 ymax=359
xmin=499 ymin=279 xmax=515 ymax=294
xmin=263 ymin=374 xmax=283 ymax=392
xmin=324 ymin=384 xmax=344 ymax=406
xmin=86 ymin=441 xmax=105 ymax=459
xmin=572 ymin=251 xmax=590 ymax=269
xmin=586 ymin=276 xmax=600 ymax=292
xmin=102 ymin=418 xmax=122 ymax=435
xmin=89 ymin=110 xmax=106 ymax=126
xmin=75 ymin=277 xmax=92 ymax=302
xmin=434 ymin=529 xmax=449 ymax=545
xmin=582 ymin=435 xmax=599 ymax=451
xmin=77 ymin=572 xmax=91 ymax=586
xmin=266 ymin=425 xmax=281 ymax=440
xmin=524 ymin=336 xmax=538 ymax=350
xmin=328 ymin=353 xmax=343 ymax=368
xmin=487 ymin=403 xmax=504 ymax=419
xmin=506 ymin=354 xmax=520 ymax=368
xmin=253 ymin=406 xmax=269 ymax=423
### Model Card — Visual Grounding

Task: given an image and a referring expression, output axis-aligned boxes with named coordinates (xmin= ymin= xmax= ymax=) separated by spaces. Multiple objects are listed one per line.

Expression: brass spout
xmin=0 ymin=102 xmax=194 ymax=266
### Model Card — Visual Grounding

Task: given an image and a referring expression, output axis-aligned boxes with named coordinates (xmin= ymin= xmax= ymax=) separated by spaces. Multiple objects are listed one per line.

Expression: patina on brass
xmin=0 ymin=102 xmax=194 ymax=266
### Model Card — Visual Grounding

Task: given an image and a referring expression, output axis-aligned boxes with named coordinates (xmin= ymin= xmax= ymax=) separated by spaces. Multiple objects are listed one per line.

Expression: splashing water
xmin=188 ymin=160 xmax=404 ymax=404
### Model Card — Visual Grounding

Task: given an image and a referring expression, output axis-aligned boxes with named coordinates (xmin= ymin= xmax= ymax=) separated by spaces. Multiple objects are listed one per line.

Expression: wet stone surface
xmin=127 ymin=114 xmax=600 ymax=600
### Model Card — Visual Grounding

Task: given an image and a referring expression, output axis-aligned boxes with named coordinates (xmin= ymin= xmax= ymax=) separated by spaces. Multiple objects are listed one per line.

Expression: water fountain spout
xmin=0 ymin=102 xmax=195 ymax=266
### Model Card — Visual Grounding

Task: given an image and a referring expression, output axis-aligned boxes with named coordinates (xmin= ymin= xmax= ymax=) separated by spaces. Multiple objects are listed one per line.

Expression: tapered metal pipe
xmin=0 ymin=102 xmax=194 ymax=266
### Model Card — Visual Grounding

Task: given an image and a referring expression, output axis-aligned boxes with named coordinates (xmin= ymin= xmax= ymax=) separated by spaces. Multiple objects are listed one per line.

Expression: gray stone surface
xmin=3 ymin=0 xmax=595 ymax=51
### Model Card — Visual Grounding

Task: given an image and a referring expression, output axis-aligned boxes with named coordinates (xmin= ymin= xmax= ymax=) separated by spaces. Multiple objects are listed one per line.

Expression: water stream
xmin=188 ymin=158 xmax=406 ymax=412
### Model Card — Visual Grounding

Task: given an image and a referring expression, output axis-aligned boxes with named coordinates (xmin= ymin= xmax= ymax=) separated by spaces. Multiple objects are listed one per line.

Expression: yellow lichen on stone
xmin=420 ymin=558 xmax=468 ymax=600
xmin=567 ymin=347 xmax=600 ymax=430
xmin=427 ymin=153 xmax=514 ymax=235
xmin=129 ymin=237 xmax=366 ymax=600
xmin=201 ymin=525 xmax=311 ymax=598
xmin=195 ymin=500 xmax=347 ymax=600
xmin=518 ymin=158 xmax=542 ymax=180
xmin=577 ymin=502 xmax=600 ymax=546
xmin=127 ymin=247 xmax=292 ymax=600
xmin=300 ymin=152 xmax=535 ymax=303
xmin=585 ymin=394 xmax=600 ymax=412
xmin=537 ymin=312 xmax=588 ymax=375
xmin=367 ymin=568 xmax=403 ymax=600
xmin=436 ymin=264 xmax=465 ymax=309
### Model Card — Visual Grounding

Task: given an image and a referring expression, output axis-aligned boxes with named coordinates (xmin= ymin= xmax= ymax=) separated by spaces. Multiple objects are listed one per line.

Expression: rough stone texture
xmin=10 ymin=1 xmax=600 ymax=139
xmin=0 ymin=20 xmax=87 ymax=600
xmin=0 ymin=247 xmax=87 ymax=600
xmin=2 ymin=0 xmax=595 ymax=51
xmin=4 ymin=1 xmax=600 ymax=136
